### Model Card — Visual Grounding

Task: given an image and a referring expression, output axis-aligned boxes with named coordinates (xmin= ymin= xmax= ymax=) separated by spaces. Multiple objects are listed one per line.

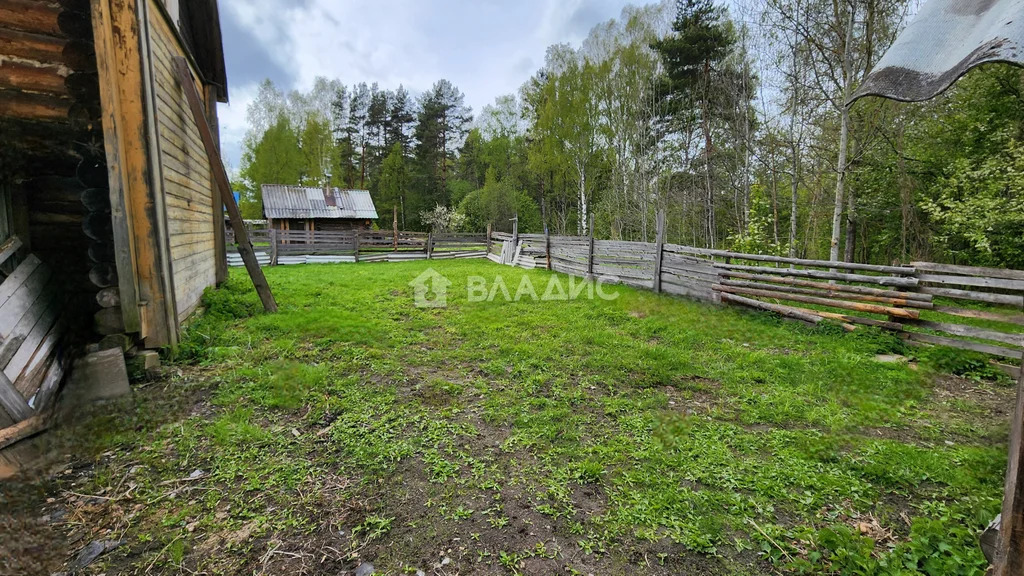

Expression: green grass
xmin=53 ymin=260 xmax=1013 ymax=575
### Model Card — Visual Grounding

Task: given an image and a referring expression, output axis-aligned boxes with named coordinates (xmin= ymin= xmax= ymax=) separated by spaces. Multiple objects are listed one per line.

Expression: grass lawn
xmin=2 ymin=260 xmax=1015 ymax=575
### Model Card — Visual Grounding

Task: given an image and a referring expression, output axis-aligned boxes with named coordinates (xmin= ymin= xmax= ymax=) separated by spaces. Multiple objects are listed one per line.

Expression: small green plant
xmin=353 ymin=515 xmax=394 ymax=541
xmin=920 ymin=346 xmax=1011 ymax=383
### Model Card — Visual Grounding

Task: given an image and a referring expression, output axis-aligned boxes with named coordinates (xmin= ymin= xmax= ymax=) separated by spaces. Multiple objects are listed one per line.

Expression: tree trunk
xmin=829 ymin=3 xmax=856 ymax=264
xmin=844 ymin=185 xmax=856 ymax=262
xmin=578 ymin=165 xmax=588 ymax=236
xmin=790 ymin=144 xmax=800 ymax=259
xmin=702 ymin=59 xmax=715 ymax=249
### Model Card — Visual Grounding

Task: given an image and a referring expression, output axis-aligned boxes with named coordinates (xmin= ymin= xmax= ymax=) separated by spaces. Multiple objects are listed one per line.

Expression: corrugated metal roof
xmin=852 ymin=0 xmax=1024 ymax=103
xmin=262 ymin=185 xmax=378 ymax=220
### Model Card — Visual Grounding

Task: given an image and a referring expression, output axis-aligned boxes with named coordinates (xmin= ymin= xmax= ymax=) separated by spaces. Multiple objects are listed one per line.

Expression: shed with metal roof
xmin=262 ymin=185 xmax=378 ymax=232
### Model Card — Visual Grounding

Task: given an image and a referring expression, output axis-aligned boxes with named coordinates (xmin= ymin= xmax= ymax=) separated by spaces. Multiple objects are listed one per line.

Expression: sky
xmin=216 ymin=0 xmax=638 ymax=171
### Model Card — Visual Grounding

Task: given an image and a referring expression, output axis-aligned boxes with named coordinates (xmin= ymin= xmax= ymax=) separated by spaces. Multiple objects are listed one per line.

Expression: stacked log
xmin=3 ymin=1 xmax=119 ymax=344
xmin=0 ymin=0 xmax=100 ymax=178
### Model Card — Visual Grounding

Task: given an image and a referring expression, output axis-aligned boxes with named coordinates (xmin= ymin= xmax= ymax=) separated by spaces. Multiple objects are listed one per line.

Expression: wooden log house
xmin=0 ymin=0 xmax=229 ymax=430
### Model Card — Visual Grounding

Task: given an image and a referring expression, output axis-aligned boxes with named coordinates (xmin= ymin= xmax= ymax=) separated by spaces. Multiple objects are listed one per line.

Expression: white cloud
xmin=216 ymin=0 xmax=636 ymax=166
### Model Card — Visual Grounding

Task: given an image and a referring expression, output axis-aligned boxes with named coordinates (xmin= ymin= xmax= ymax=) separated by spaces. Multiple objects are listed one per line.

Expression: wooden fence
xmin=225 ymin=228 xmax=489 ymax=266
xmin=499 ymin=228 xmax=1024 ymax=378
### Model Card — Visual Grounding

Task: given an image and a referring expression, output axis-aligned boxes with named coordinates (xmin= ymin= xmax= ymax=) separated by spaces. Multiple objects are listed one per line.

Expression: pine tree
xmin=387 ymin=85 xmax=416 ymax=154
xmin=412 ymin=79 xmax=472 ymax=222
xmin=655 ymin=0 xmax=736 ymax=248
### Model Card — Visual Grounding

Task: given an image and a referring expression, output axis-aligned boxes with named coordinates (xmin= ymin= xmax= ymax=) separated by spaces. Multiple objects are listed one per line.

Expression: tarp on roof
xmin=262 ymin=185 xmax=378 ymax=220
xmin=851 ymin=0 xmax=1024 ymax=104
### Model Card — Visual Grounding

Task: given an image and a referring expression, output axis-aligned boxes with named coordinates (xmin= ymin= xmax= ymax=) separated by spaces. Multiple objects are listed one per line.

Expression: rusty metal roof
xmin=262 ymin=185 xmax=378 ymax=220
xmin=852 ymin=0 xmax=1024 ymax=103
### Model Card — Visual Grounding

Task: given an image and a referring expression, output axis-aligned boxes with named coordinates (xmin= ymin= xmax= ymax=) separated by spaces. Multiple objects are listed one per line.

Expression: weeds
xmin=27 ymin=261 xmax=1011 ymax=575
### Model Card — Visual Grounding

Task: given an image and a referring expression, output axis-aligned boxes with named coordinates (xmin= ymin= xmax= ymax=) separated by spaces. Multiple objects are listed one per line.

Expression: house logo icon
xmin=409 ymin=268 xmax=452 ymax=308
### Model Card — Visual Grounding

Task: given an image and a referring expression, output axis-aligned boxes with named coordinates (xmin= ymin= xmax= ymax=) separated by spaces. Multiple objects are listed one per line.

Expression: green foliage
xmin=376 ymin=142 xmax=409 ymax=227
xmin=458 ymin=175 xmax=541 ymax=233
xmin=655 ymin=0 xmax=734 ymax=96
xmin=726 ymin=191 xmax=788 ymax=256
xmin=918 ymin=346 xmax=1011 ymax=384
xmin=922 ymin=140 xmax=1024 ymax=268
xmin=239 ymin=115 xmax=303 ymax=217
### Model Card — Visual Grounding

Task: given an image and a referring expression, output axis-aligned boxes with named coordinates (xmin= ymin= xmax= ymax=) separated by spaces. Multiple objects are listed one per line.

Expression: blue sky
xmin=215 ymin=0 xmax=638 ymax=169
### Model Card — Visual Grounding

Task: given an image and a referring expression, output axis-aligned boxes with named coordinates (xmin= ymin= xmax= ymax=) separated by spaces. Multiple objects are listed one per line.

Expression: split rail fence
xmin=227 ymin=223 xmax=1023 ymax=376
xmin=493 ymin=220 xmax=1024 ymax=379
xmin=225 ymin=228 xmax=489 ymax=267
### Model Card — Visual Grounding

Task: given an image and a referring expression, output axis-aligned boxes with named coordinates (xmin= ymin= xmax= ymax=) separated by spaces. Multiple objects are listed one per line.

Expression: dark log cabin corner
xmin=0 ymin=0 xmax=228 ymax=469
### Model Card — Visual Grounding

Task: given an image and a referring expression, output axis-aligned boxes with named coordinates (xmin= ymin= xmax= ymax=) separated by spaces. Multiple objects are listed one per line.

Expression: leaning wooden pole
xmin=171 ymin=57 xmax=277 ymax=313
xmin=996 ymin=353 xmax=1024 ymax=575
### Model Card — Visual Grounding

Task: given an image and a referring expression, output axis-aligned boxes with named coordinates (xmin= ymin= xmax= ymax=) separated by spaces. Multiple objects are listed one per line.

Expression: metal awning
xmin=852 ymin=0 xmax=1024 ymax=103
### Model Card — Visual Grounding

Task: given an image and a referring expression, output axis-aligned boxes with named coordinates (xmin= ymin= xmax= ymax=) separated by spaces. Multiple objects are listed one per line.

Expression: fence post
xmin=545 ymin=226 xmax=551 ymax=271
xmin=270 ymin=228 xmax=279 ymax=266
xmin=427 ymin=232 xmax=433 ymax=259
xmin=587 ymin=213 xmax=595 ymax=280
xmin=997 ymin=363 xmax=1024 ymax=576
xmin=486 ymin=222 xmax=492 ymax=255
xmin=393 ymin=206 xmax=399 ymax=252
xmin=653 ymin=209 xmax=665 ymax=293
xmin=354 ymin=230 xmax=360 ymax=263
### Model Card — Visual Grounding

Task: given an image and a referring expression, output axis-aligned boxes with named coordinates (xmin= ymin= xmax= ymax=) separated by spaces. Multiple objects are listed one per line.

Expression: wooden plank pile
xmin=0 ymin=236 xmax=69 ymax=454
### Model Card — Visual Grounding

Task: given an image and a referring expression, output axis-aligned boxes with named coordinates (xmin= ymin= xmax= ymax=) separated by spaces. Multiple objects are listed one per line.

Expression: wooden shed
xmin=262 ymin=185 xmax=379 ymax=233
xmin=0 ymin=0 xmax=229 ymax=433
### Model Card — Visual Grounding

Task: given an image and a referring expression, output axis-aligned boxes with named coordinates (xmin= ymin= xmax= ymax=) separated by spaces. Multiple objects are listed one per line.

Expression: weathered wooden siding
xmin=147 ymin=1 xmax=216 ymax=323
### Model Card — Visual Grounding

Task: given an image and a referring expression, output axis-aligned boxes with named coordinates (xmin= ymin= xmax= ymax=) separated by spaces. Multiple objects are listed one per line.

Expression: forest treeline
xmin=236 ymin=0 xmax=1024 ymax=268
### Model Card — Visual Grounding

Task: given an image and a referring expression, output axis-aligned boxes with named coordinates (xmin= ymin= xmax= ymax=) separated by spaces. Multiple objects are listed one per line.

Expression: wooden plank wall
xmin=0 ymin=236 xmax=68 ymax=430
xmin=147 ymin=1 xmax=217 ymax=323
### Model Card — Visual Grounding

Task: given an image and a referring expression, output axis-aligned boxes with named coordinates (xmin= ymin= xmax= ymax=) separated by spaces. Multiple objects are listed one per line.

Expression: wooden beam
xmin=670 ymin=246 xmax=915 ymax=275
xmin=719 ymin=279 xmax=933 ymax=309
xmin=913 ymin=261 xmax=1024 ymax=282
xmin=91 ymin=0 xmax=171 ymax=343
xmin=933 ymin=306 xmax=1024 ymax=326
xmin=0 ymin=372 xmax=31 ymax=422
xmin=903 ymin=332 xmax=1023 ymax=361
xmin=996 ymin=358 xmax=1024 ymax=576
xmin=719 ymin=270 xmax=932 ymax=301
xmin=713 ymin=284 xmax=921 ymax=320
xmin=919 ymin=286 xmax=1024 ymax=308
xmin=715 ymin=263 xmax=919 ymax=288
xmin=587 ymin=213 xmax=595 ymax=279
xmin=204 ymin=83 xmax=228 ymax=284
xmin=171 ymin=57 xmax=277 ymax=313
xmin=0 ymin=0 xmax=63 ymax=36
xmin=918 ymin=273 xmax=1024 ymax=292
xmin=0 ymin=412 xmax=49 ymax=451
xmin=653 ymin=210 xmax=665 ymax=293
xmin=903 ymin=319 xmax=1024 ymax=348
xmin=0 ymin=235 xmax=22 ymax=268
xmin=720 ymin=292 xmax=824 ymax=325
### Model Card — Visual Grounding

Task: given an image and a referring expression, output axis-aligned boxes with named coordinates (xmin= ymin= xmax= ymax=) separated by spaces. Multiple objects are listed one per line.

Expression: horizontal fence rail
xmin=225 ymin=228 xmax=489 ymax=267
xmin=497 ymin=229 xmax=1024 ymax=380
